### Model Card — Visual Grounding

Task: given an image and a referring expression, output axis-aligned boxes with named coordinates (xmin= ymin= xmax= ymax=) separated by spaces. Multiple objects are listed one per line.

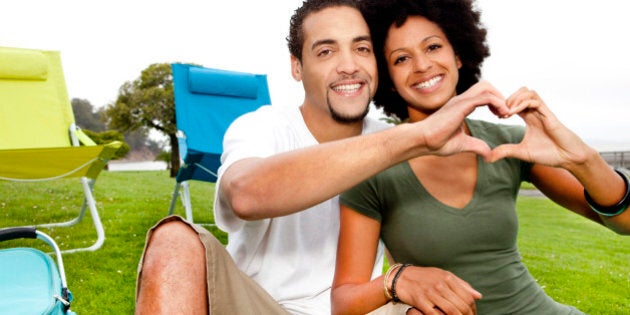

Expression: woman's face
xmin=384 ymin=16 xmax=462 ymax=121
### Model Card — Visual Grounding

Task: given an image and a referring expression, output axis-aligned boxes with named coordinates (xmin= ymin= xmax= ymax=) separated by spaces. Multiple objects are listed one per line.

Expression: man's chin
xmin=329 ymin=106 xmax=370 ymax=124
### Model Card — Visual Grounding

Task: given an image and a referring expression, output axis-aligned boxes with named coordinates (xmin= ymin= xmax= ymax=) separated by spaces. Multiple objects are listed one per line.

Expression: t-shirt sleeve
xmin=340 ymin=177 xmax=383 ymax=222
xmin=213 ymin=106 xmax=278 ymax=232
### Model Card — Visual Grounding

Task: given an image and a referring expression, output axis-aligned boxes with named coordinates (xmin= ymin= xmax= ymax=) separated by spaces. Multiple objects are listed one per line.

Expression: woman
xmin=331 ymin=0 xmax=630 ymax=314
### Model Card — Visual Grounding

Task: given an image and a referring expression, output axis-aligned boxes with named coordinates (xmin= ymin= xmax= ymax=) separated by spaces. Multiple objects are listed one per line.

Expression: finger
xmin=466 ymin=80 xmax=505 ymax=100
xmin=460 ymin=136 xmax=492 ymax=160
xmin=447 ymin=279 xmax=481 ymax=314
xmin=407 ymin=307 xmax=425 ymax=315
xmin=424 ymin=291 xmax=467 ymax=315
xmin=451 ymin=277 xmax=482 ymax=301
xmin=483 ymin=93 xmax=511 ymax=118
xmin=412 ymin=295 xmax=444 ymax=315
xmin=487 ymin=143 xmax=524 ymax=163
xmin=453 ymin=81 xmax=509 ymax=118
xmin=507 ymin=89 xmax=540 ymax=115
xmin=505 ymin=86 xmax=531 ymax=105
xmin=437 ymin=280 xmax=479 ymax=314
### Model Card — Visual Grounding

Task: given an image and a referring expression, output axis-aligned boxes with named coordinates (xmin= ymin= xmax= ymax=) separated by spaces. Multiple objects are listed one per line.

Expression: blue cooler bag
xmin=0 ymin=227 xmax=75 ymax=314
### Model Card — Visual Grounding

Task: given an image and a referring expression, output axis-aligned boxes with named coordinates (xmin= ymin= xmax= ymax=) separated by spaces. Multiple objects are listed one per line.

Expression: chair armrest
xmin=75 ymin=128 xmax=97 ymax=146
xmin=0 ymin=227 xmax=37 ymax=242
xmin=68 ymin=123 xmax=97 ymax=146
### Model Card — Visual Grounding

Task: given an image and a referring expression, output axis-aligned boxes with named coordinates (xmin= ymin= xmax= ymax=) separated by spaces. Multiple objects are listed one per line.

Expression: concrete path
xmin=518 ymin=189 xmax=545 ymax=198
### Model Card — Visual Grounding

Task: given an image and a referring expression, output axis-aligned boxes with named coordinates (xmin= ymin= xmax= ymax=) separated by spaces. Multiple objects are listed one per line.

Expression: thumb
xmin=487 ymin=143 xmax=521 ymax=163
xmin=461 ymin=137 xmax=492 ymax=160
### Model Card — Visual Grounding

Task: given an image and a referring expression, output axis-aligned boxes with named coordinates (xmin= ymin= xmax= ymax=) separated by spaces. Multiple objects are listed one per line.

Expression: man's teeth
xmin=333 ymin=83 xmax=361 ymax=93
xmin=415 ymin=76 xmax=441 ymax=89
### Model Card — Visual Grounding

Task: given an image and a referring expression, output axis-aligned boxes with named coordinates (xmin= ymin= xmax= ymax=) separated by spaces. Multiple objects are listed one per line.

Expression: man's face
xmin=292 ymin=6 xmax=377 ymax=123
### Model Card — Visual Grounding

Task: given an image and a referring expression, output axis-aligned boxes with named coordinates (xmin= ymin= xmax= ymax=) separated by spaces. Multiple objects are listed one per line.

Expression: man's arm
xmin=219 ymin=81 xmax=510 ymax=220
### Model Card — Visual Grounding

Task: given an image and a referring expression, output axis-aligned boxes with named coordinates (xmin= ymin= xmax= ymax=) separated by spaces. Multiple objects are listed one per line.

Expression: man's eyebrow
xmin=310 ymin=35 xmax=371 ymax=51
xmin=353 ymin=35 xmax=371 ymax=44
xmin=311 ymin=39 xmax=336 ymax=51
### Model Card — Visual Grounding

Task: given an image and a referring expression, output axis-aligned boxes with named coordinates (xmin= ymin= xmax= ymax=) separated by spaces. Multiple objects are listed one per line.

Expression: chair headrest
xmin=188 ymin=67 xmax=259 ymax=99
xmin=0 ymin=47 xmax=48 ymax=80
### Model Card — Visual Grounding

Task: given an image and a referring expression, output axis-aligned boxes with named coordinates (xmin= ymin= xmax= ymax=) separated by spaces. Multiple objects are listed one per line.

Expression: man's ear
xmin=291 ymin=55 xmax=303 ymax=81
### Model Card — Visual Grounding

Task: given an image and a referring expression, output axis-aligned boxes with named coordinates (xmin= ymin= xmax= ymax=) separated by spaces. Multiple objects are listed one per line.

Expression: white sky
xmin=3 ymin=0 xmax=630 ymax=150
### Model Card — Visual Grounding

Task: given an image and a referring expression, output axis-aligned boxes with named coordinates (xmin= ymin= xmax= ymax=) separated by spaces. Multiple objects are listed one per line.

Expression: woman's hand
xmin=488 ymin=87 xmax=595 ymax=169
xmin=395 ymin=266 xmax=481 ymax=315
xmin=418 ymin=80 xmax=510 ymax=160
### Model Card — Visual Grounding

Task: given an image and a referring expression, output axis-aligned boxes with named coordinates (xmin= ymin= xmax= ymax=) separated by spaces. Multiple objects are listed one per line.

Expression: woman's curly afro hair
xmin=361 ymin=0 xmax=490 ymax=120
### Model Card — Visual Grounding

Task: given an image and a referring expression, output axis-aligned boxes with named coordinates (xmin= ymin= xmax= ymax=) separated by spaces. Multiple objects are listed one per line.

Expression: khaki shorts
xmin=137 ymin=215 xmax=288 ymax=315
xmin=369 ymin=302 xmax=413 ymax=315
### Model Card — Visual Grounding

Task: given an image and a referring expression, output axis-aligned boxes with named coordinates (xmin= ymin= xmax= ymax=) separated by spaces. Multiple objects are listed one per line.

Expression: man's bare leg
xmin=136 ymin=220 xmax=208 ymax=314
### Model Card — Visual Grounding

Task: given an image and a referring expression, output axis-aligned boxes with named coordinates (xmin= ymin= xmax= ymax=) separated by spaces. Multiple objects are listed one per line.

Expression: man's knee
xmin=153 ymin=220 xmax=203 ymax=248
xmin=137 ymin=219 xmax=209 ymax=313
xmin=142 ymin=220 xmax=206 ymax=269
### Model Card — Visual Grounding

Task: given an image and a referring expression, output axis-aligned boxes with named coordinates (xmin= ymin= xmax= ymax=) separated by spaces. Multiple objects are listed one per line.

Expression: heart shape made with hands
xmin=455 ymin=83 xmax=583 ymax=167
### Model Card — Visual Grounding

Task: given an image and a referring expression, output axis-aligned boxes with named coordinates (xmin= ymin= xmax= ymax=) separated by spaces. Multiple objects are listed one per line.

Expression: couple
xmin=136 ymin=0 xmax=630 ymax=314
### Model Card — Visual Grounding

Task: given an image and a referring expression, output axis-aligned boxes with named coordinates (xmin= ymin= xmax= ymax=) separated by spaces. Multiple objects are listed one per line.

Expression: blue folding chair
xmin=167 ymin=64 xmax=271 ymax=224
xmin=0 ymin=227 xmax=76 ymax=314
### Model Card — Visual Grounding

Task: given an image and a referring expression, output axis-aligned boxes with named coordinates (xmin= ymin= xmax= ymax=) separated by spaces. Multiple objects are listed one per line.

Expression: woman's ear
xmin=291 ymin=55 xmax=303 ymax=81
xmin=456 ymin=55 xmax=463 ymax=69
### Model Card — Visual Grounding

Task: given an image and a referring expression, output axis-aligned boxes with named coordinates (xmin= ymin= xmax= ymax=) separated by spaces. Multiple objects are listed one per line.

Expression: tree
xmin=72 ymin=98 xmax=129 ymax=160
xmin=103 ymin=63 xmax=180 ymax=177
xmin=72 ymin=98 xmax=106 ymax=131
xmin=82 ymin=129 xmax=130 ymax=160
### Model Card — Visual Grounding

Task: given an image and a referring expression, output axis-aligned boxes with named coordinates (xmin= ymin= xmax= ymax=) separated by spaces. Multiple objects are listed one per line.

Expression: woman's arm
xmin=490 ymin=87 xmax=630 ymax=234
xmin=332 ymin=206 xmax=482 ymax=315
xmin=332 ymin=205 xmax=389 ymax=315
xmin=530 ymin=163 xmax=630 ymax=234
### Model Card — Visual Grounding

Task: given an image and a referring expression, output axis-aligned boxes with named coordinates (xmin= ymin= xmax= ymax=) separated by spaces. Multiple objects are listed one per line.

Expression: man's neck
xmin=300 ymin=104 xmax=364 ymax=143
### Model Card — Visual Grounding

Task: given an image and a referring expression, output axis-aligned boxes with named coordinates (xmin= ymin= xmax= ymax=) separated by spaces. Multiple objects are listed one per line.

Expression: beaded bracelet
xmin=391 ymin=263 xmax=412 ymax=303
xmin=584 ymin=168 xmax=630 ymax=217
xmin=383 ymin=263 xmax=402 ymax=300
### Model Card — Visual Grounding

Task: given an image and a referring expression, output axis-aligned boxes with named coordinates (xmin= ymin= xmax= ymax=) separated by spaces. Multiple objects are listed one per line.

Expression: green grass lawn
xmin=1 ymin=171 xmax=629 ymax=314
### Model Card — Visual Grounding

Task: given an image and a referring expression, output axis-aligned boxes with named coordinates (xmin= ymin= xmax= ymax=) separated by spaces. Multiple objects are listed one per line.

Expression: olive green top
xmin=341 ymin=119 xmax=584 ymax=314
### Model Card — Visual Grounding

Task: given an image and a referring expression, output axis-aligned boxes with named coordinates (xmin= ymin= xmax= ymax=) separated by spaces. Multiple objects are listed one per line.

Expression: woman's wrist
xmin=391 ymin=264 xmax=412 ymax=303
xmin=585 ymin=168 xmax=630 ymax=217
xmin=383 ymin=263 xmax=402 ymax=300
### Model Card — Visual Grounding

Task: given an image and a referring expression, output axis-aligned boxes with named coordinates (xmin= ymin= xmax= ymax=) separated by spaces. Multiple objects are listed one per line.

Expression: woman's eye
xmin=427 ymin=44 xmax=442 ymax=52
xmin=393 ymin=55 xmax=409 ymax=65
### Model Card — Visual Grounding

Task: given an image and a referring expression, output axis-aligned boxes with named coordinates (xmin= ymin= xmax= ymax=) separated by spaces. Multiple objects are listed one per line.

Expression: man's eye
xmin=318 ymin=49 xmax=333 ymax=57
xmin=357 ymin=46 xmax=372 ymax=54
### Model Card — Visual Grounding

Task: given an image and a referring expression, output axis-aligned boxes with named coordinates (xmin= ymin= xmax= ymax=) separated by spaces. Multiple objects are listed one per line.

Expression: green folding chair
xmin=0 ymin=46 xmax=121 ymax=253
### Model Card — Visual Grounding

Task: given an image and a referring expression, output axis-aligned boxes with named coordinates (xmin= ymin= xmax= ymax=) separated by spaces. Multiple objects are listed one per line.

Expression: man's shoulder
xmin=235 ymin=104 xmax=299 ymax=124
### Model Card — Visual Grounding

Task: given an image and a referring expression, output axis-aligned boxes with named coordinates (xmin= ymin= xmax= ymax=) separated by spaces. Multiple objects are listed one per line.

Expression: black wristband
xmin=584 ymin=168 xmax=630 ymax=217
xmin=391 ymin=263 xmax=411 ymax=303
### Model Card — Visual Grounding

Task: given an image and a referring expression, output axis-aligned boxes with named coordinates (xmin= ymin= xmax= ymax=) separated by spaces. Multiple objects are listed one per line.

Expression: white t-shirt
xmin=213 ymin=105 xmax=389 ymax=315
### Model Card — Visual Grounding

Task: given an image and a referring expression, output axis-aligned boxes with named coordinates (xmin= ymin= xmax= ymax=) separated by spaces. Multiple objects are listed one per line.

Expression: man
xmin=135 ymin=0 xmax=510 ymax=314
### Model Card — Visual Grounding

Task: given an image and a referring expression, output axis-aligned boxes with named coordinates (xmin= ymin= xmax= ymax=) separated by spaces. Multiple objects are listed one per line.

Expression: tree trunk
xmin=169 ymin=133 xmax=180 ymax=178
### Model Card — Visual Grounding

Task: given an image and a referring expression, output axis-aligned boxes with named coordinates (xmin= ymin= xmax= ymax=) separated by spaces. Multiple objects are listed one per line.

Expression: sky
xmin=3 ymin=0 xmax=630 ymax=150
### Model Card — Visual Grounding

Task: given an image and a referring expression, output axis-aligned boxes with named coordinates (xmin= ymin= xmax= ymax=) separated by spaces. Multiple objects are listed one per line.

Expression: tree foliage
xmin=82 ymin=129 xmax=130 ymax=160
xmin=103 ymin=63 xmax=180 ymax=177
xmin=72 ymin=98 xmax=106 ymax=132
